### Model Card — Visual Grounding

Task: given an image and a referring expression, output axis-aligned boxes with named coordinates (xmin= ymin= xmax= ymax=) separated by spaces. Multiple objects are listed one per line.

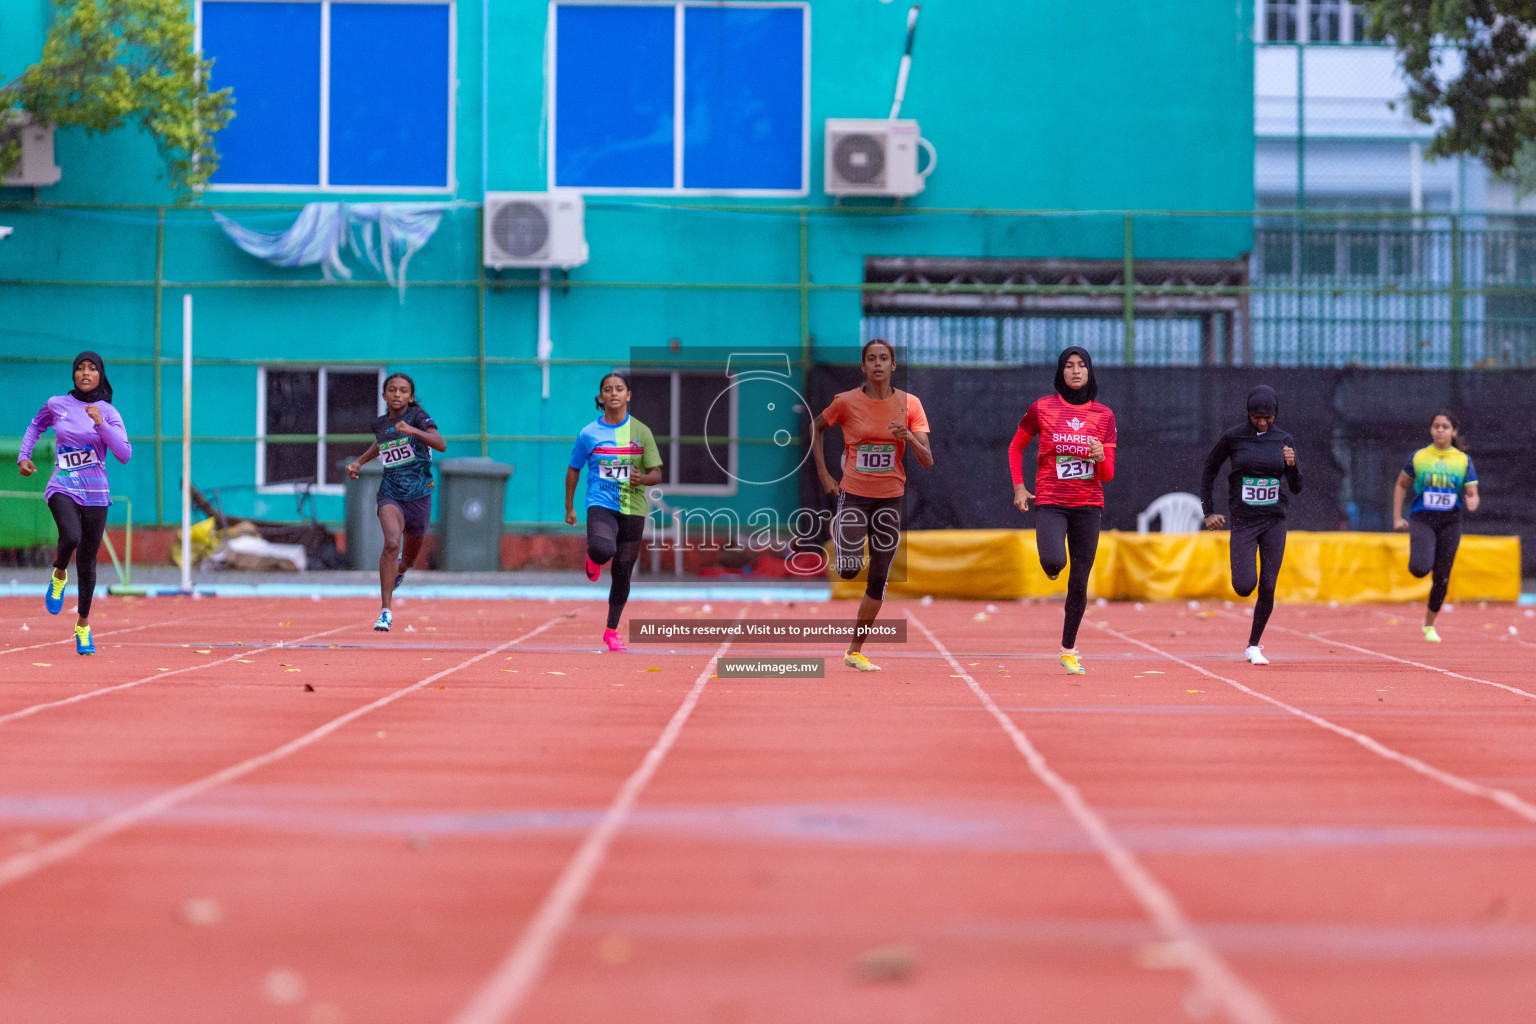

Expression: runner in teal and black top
xmin=1392 ymin=409 xmax=1480 ymax=643
xmin=565 ymin=372 xmax=663 ymax=652
xmin=346 ymin=373 xmax=445 ymax=632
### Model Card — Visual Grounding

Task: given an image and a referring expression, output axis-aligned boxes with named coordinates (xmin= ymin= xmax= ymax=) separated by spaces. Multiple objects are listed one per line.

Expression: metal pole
xmin=180 ymin=293 xmax=193 ymax=593
xmin=1122 ymin=213 xmax=1135 ymax=364
xmin=153 ymin=208 xmax=165 ymax=526
xmin=538 ymin=268 xmax=552 ymax=399
xmin=1296 ymin=42 xmax=1306 ymax=209
xmin=478 ymin=207 xmax=489 ymax=456
xmin=1450 ymin=213 xmax=1464 ymax=368
xmin=799 ymin=209 xmax=810 ymax=371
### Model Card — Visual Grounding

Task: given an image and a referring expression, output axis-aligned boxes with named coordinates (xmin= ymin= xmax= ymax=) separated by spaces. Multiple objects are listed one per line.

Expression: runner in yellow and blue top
xmin=1392 ymin=410 xmax=1480 ymax=643
xmin=346 ymin=373 xmax=446 ymax=632
xmin=566 ymin=372 xmax=663 ymax=652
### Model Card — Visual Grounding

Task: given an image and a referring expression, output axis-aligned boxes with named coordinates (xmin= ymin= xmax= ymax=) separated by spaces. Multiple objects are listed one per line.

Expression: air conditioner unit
xmin=824 ymin=118 xmax=933 ymax=199
xmin=0 ymin=112 xmax=62 ymax=188
xmin=483 ymin=190 xmax=588 ymax=270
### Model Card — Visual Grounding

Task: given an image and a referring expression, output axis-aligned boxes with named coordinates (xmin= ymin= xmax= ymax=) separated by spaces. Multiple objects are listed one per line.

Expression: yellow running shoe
xmin=843 ymin=650 xmax=881 ymax=672
xmin=1060 ymin=653 xmax=1086 ymax=675
xmin=75 ymin=623 xmax=95 ymax=655
xmin=1422 ymin=625 xmax=1442 ymax=643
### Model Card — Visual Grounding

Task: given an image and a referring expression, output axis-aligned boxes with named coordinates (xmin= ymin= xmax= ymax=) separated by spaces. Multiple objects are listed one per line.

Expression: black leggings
xmin=1036 ymin=505 xmax=1102 ymax=649
xmin=587 ymin=507 xmax=646 ymax=630
xmin=833 ymin=491 xmax=903 ymax=601
xmin=1231 ymin=517 xmax=1287 ymax=647
xmin=1408 ymin=512 xmax=1461 ymax=614
xmin=49 ymin=494 xmax=108 ymax=619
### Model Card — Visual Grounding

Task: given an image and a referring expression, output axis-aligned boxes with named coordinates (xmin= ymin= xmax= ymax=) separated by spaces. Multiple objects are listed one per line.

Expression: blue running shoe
xmin=45 ymin=571 xmax=66 ymax=615
xmin=373 ymin=608 xmax=392 ymax=632
xmin=75 ymin=623 xmax=95 ymax=655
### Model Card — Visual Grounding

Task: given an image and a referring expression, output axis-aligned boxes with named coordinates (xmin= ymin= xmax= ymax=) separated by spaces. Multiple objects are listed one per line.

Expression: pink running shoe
xmin=603 ymin=628 xmax=627 ymax=652
xmin=585 ymin=556 xmax=601 ymax=582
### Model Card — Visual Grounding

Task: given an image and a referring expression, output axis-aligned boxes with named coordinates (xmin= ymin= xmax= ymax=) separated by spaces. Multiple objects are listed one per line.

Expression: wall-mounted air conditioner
xmin=824 ymin=118 xmax=934 ymax=199
xmin=0 ymin=113 xmax=62 ymax=188
xmin=483 ymin=191 xmax=588 ymax=270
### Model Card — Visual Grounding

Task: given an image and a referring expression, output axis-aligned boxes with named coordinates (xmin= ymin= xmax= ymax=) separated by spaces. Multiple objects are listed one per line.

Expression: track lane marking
xmin=1098 ymin=623 xmax=1536 ymax=826
xmin=909 ymin=612 xmax=1284 ymax=1024
xmin=449 ymin=613 xmax=740 ymax=1024
xmin=0 ymin=613 xmax=571 ymax=890
xmin=0 ymin=623 xmax=353 ymax=728
xmin=0 ymin=616 xmax=192 ymax=657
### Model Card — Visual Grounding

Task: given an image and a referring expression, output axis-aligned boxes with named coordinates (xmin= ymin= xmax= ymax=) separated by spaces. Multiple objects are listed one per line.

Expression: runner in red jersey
xmin=1007 ymin=346 xmax=1116 ymax=675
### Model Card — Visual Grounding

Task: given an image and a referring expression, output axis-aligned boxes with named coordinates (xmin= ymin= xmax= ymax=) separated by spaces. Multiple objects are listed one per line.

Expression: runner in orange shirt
xmin=811 ymin=339 xmax=933 ymax=672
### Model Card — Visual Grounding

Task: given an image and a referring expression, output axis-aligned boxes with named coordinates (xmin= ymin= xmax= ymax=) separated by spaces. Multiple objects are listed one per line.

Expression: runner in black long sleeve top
xmin=1199 ymin=385 xmax=1302 ymax=664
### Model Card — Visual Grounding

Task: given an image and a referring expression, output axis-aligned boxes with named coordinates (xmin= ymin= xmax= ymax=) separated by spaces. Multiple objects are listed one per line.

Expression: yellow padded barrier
xmin=829 ymin=529 xmax=1522 ymax=603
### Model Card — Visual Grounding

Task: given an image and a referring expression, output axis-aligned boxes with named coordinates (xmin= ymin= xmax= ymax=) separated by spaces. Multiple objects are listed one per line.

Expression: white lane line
xmin=0 ymin=624 xmax=353 ymax=728
xmin=1263 ymin=619 xmax=1536 ymax=702
xmin=910 ymin=612 xmax=1284 ymax=1024
xmin=0 ymin=616 xmax=191 ymax=657
xmin=449 ymin=623 xmax=738 ymax=1024
xmin=1099 ymin=623 xmax=1536 ymax=826
xmin=0 ymin=613 xmax=570 ymax=891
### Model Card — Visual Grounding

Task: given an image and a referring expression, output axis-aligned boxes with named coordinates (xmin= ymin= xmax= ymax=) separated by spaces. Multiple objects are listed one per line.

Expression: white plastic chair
xmin=1136 ymin=492 xmax=1205 ymax=534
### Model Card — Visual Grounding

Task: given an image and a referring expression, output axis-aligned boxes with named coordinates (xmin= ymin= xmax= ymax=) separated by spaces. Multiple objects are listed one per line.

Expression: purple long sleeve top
xmin=18 ymin=395 xmax=132 ymax=507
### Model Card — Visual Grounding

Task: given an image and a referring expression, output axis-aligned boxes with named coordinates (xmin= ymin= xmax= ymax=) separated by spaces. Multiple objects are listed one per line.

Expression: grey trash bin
xmin=437 ymin=457 xmax=514 ymax=571
xmin=339 ymin=458 xmax=386 ymax=571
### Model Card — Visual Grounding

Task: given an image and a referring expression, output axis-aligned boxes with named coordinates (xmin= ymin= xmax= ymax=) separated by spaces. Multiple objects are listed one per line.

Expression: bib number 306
xmin=856 ymin=443 xmax=897 ymax=473
xmin=1241 ymin=477 xmax=1280 ymax=505
xmin=1055 ymin=456 xmax=1093 ymax=481
xmin=379 ymin=438 xmax=416 ymax=467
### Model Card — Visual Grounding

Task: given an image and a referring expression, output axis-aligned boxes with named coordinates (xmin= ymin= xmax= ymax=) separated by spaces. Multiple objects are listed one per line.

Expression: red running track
xmin=1 ymin=593 xmax=1535 ymax=1023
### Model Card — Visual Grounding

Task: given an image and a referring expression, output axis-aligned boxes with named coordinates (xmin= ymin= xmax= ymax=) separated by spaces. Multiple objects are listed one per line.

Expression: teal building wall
xmin=1 ymin=0 xmax=1254 ymax=530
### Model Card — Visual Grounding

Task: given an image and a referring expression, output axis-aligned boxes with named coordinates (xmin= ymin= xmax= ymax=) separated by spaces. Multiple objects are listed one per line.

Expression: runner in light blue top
xmin=17 ymin=351 xmax=132 ymax=655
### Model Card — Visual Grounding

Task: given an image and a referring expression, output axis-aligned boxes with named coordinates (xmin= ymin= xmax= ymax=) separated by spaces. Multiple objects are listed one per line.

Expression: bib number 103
xmin=1055 ymin=456 xmax=1093 ymax=481
xmin=856 ymin=443 xmax=896 ymax=473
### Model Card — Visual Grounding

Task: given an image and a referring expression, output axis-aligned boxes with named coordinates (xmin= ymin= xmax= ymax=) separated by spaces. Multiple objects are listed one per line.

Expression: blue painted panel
xmin=329 ymin=4 xmax=451 ymax=187
xmin=204 ymin=2 xmax=321 ymax=185
xmin=555 ymin=4 xmax=674 ymax=188
xmin=683 ymin=6 xmax=803 ymax=191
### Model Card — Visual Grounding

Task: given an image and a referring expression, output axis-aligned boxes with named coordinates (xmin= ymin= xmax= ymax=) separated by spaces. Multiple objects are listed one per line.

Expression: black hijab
xmin=1246 ymin=384 xmax=1277 ymax=419
xmin=69 ymin=350 xmax=112 ymax=404
xmin=1053 ymin=346 xmax=1097 ymax=405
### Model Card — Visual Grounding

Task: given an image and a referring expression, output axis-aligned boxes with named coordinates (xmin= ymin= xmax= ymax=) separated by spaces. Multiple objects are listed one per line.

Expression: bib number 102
xmin=55 ymin=449 xmax=99 ymax=472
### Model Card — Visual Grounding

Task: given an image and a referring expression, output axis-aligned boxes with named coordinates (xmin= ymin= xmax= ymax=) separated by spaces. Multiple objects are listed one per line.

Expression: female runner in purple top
xmin=17 ymin=351 xmax=132 ymax=655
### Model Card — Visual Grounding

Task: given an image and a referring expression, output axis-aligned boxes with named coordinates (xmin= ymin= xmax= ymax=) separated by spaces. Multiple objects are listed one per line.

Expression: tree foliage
xmin=1365 ymin=0 xmax=1536 ymax=177
xmin=0 ymin=0 xmax=232 ymax=197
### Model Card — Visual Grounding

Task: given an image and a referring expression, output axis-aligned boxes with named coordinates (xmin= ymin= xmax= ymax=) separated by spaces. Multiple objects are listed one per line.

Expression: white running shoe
xmin=1245 ymin=645 xmax=1269 ymax=666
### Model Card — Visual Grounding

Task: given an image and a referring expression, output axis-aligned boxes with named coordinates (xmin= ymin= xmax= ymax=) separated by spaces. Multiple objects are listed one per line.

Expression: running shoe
xmin=585 ymin=556 xmax=601 ymax=582
xmin=603 ymin=627 xmax=627 ymax=652
xmin=1245 ymin=645 xmax=1270 ymax=666
xmin=45 ymin=571 xmax=66 ymax=615
xmin=1422 ymin=625 xmax=1442 ymax=643
xmin=1060 ymin=653 xmax=1086 ymax=675
xmin=844 ymin=650 xmax=881 ymax=672
xmin=74 ymin=623 xmax=94 ymax=656
xmin=373 ymin=608 xmax=392 ymax=632
xmin=394 ymin=557 xmax=405 ymax=590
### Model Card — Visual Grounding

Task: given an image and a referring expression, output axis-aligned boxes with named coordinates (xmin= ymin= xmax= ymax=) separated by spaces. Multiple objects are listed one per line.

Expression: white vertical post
xmin=180 ymin=293 xmax=193 ymax=593
xmin=537 ymin=267 xmax=552 ymax=400
xmin=1409 ymin=141 xmax=1424 ymax=213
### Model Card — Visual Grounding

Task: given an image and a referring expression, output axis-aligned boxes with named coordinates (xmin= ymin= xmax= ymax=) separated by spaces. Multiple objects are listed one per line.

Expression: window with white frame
xmin=628 ymin=370 xmax=736 ymax=492
xmin=550 ymin=2 xmax=809 ymax=194
xmin=258 ymin=367 xmax=383 ymax=491
xmin=198 ymin=0 xmax=453 ymax=190
xmin=1259 ymin=0 xmax=1372 ymax=43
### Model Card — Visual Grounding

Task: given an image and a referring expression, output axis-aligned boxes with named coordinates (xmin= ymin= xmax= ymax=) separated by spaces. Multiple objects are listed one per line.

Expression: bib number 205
xmin=856 ymin=443 xmax=897 ymax=473
xmin=1241 ymin=477 xmax=1280 ymax=506
xmin=379 ymin=438 xmax=416 ymax=467
xmin=1055 ymin=456 xmax=1093 ymax=481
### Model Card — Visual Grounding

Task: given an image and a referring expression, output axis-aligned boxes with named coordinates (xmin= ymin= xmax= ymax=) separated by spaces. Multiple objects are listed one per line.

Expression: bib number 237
xmin=1055 ymin=455 xmax=1093 ymax=480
